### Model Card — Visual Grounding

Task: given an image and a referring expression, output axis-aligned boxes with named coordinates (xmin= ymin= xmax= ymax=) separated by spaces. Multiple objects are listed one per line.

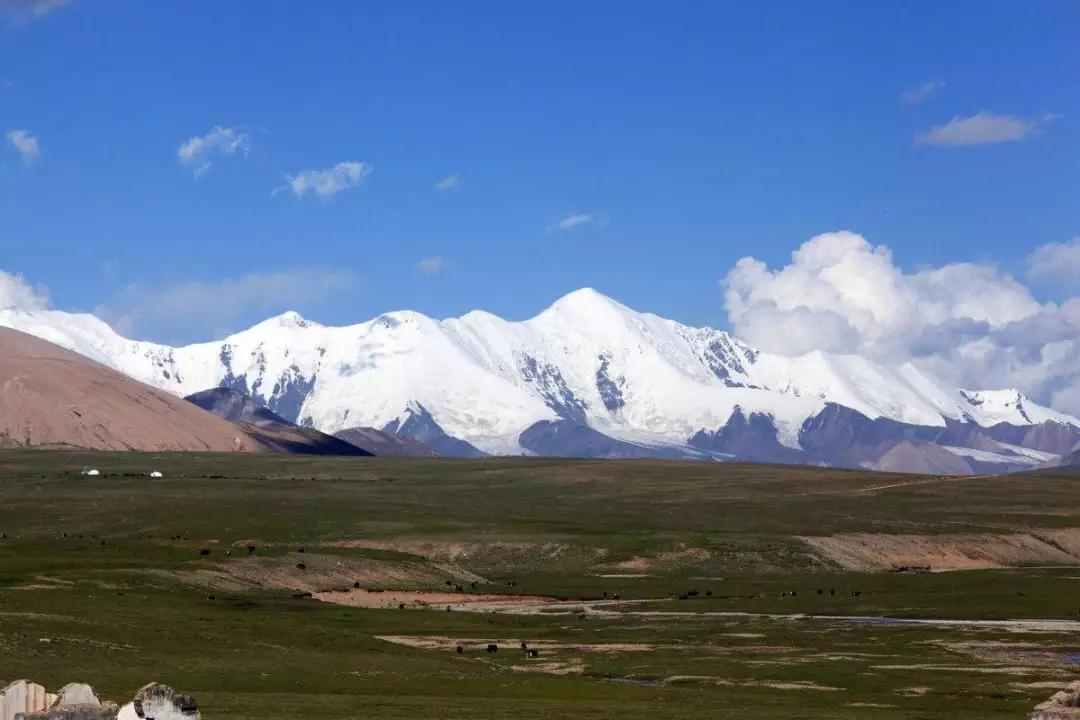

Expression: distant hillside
xmin=332 ymin=426 xmax=439 ymax=458
xmin=1033 ymin=441 xmax=1080 ymax=473
xmin=0 ymin=327 xmax=258 ymax=452
xmin=185 ymin=388 xmax=372 ymax=457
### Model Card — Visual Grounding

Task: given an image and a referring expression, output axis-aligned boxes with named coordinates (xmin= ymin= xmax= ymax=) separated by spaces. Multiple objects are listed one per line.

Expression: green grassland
xmin=1 ymin=451 xmax=1079 ymax=718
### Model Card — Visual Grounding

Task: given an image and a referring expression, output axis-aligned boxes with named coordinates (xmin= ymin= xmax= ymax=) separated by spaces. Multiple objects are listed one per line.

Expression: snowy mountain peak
xmin=960 ymin=388 xmax=1079 ymax=428
xmin=961 ymin=388 xmax=1024 ymax=408
xmin=379 ymin=309 xmax=435 ymax=325
xmin=541 ymin=287 xmax=631 ymax=319
xmin=1 ymin=290 xmax=1078 ymax=464
xmin=265 ymin=311 xmax=315 ymax=329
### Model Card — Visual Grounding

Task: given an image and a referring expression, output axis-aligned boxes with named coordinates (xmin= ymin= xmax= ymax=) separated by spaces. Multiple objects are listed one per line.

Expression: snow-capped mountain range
xmin=2 ymin=288 xmax=1078 ymax=472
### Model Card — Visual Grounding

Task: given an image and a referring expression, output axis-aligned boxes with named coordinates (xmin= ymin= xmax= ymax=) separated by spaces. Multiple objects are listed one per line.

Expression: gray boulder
xmin=16 ymin=705 xmax=118 ymax=720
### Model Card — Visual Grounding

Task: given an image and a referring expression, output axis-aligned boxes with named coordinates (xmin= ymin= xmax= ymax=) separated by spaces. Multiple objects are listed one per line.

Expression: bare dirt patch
xmin=873 ymin=663 xmax=1063 ymax=676
xmin=607 ymin=556 xmax=651 ymax=572
xmin=800 ymin=530 xmax=1080 ymax=571
xmin=897 ymin=686 xmax=931 ymax=696
xmin=510 ymin=660 xmax=585 ymax=675
xmin=940 ymin=640 xmax=1080 ymax=670
xmin=600 ymin=548 xmax=716 ymax=574
xmin=324 ymin=538 xmax=605 ymax=573
xmin=169 ymin=553 xmax=485 ymax=594
xmin=754 ymin=680 xmax=843 ymax=691
xmin=4 ymin=574 xmax=76 ymax=591
xmin=317 ymin=589 xmax=554 ymax=611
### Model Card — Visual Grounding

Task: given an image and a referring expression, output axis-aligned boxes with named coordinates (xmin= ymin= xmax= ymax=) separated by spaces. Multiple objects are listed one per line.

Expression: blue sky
xmin=1 ymin=1 xmax=1077 ymax=344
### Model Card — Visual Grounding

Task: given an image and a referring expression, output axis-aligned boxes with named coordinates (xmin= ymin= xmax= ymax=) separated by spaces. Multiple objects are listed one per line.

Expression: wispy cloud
xmin=5 ymin=129 xmax=38 ymax=165
xmin=901 ymin=79 xmax=945 ymax=105
xmin=434 ymin=173 xmax=460 ymax=191
xmin=417 ymin=256 xmax=447 ymax=277
xmin=916 ymin=112 xmax=1052 ymax=147
xmin=0 ymin=0 xmax=73 ymax=21
xmin=550 ymin=213 xmax=594 ymax=231
xmin=177 ymin=125 xmax=250 ymax=177
xmin=279 ymin=161 xmax=371 ymax=198
xmin=96 ymin=268 xmax=355 ymax=344
xmin=0 ymin=268 xmax=49 ymax=310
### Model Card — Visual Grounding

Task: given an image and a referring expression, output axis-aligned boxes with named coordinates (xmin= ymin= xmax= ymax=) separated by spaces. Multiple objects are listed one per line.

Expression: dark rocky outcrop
xmin=594 ymin=353 xmax=626 ymax=413
xmin=519 ymin=354 xmax=588 ymax=422
xmin=185 ymin=386 xmax=288 ymax=427
xmin=333 ymin=426 xmax=440 ymax=458
xmin=798 ymin=403 xmax=921 ymax=468
xmin=185 ymin=388 xmax=371 ymax=457
xmin=690 ymin=407 xmax=801 ymax=464
xmin=520 ymin=420 xmax=690 ymax=459
xmin=381 ymin=403 xmax=485 ymax=458
xmin=981 ymin=420 xmax=1080 ymax=455
xmin=688 ymin=403 xmax=1059 ymax=473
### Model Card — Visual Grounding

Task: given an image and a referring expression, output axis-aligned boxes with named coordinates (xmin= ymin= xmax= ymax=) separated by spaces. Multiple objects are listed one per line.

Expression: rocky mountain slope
xmin=0 ymin=327 xmax=258 ymax=452
xmin=331 ymin=426 xmax=441 ymax=458
xmin=3 ymin=289 xmax=1078 ymax=471
xmin=185 ymin=388 xmax=372 ymax=456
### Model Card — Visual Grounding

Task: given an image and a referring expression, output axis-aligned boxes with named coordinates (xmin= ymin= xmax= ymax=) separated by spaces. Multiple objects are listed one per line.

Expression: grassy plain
xmin=1 ymin=451 xmax=1078 ymax=718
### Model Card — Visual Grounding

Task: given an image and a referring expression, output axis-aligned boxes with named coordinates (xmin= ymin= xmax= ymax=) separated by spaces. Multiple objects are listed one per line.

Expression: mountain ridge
xmin=2 ymin=288 xmax=1077 ymax=471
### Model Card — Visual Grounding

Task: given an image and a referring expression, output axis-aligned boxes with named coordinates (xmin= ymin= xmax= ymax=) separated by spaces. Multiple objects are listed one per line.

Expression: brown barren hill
xmin=0 ymin=326 xmax=260 ymax=452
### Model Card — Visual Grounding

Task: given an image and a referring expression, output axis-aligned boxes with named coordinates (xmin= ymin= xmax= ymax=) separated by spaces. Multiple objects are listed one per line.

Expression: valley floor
xmin=1 ymin=452 xmax=1078 ymax=718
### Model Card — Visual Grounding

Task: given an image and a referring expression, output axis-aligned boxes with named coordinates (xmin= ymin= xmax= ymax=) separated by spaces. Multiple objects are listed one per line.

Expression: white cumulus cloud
xmin=916 ymin=112 xmax=1046 ymax=147
xmin=724 ymin=231 xmax=1041 ymax=356
xmin=177 ymin=126 xmax=250 ymax=177
xmin=282 ymin=161 xmax=371 ymax=198
xmin=5 ymin=129 xmax=39 ymax=164
xmin=0 ymin=269 xmax=49 ymax=310
xmin=722 ymin=231 xmax=1080 ymax=415
xmin=1027 ymin=238 xmax=1080 ymax=290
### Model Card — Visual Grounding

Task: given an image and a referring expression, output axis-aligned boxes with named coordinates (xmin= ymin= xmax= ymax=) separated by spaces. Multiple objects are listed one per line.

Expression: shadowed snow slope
xmin=1 ymin=289 xmax=1077 ymax=469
